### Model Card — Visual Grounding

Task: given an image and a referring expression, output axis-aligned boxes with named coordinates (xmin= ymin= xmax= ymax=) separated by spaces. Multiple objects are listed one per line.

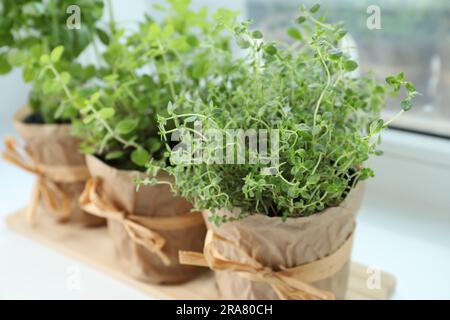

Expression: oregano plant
xmin=151 ymin=4 xmax=417 ymax=224
xmin=0 ymin=0 xmax=108 ymax=123
xmin=39 ymin=0 xmax=235 ymax=169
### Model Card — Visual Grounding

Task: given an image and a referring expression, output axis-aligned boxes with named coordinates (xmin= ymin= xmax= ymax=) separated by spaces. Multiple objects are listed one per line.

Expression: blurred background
xmin=248 ymin=0 xmax=450 ymax=137
xmin=1 ymin=0 xmax=449 ymax=299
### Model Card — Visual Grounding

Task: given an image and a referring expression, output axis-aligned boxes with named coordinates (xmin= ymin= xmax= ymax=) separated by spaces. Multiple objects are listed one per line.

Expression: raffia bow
xmin=2 ymin=137 xmax=90 ymax=225
xmin=79 ymin=177 xmax=205 ymax=266
xmin=180 ymin=228 xmax=355 ymax=300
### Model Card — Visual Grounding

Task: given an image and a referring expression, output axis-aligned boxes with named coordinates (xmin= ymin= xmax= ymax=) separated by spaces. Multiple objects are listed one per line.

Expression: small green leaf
xmin=80 ymin=145 xmax=96 ymax=155
xmin=337 ymin=30 xmax=347 ymax=40
xmin=374 ymin=85 xmax=385 ymax=94
xmin=405 ymin=82 xmax=416 ymax=93
xmin=307 ymin=174 xmax=320 ymax=185
xmin=309 ymin=4 xmax=320 ymax=13
xmin=83 ymin=114 xmax=96 ymax=124
xmin=344 ymin=60 xmax=358 ymax=71
xmin=42 ymin=78 xmax=60 ymax=94
xmin=296 ymin=16 xmax=306 ymax=24
xmin=148 ymin=138 xmax=162 ymax=153
xmin=22 ymin=65 xmax=35 ymax=82
xmin=22 ymin=2 xmax=45 ymax=15
xmin=131 ymin=148 xmax=149 ymax=166
xmin=187 ymin=35 xmax=199 ymax=47
xmin=369 ymin=119 xmax=384 ymax=135
xmin=30 ymin=44 xmax=43 ymax=59
xmin=0 ymin=54 xmax=12 ymax=75
xmin=385 ymin=76 xmax=396 ymax=84
xmin=90 ymin=92 xmax=101 ymax=103
xmin=401 ymin=99 xmax=412 ymax=111
xmin=105 ymin=150 xmax=125 ymax=160
xmin=287 ymin=27 xmax=302 ymax=40
xmin=237 ymin=37 xmax=251 ymax=49
xmin=212 ymin=108 xmax=223 ymax=117
xmin=396 ymin=72 xmax=405 ymax=81
xmin=116 ymin=119 xmax=138 ymax=134
xmin=104 ymin=74 xmax=118 ymax=82
xmin=251 ymin=30 xmax=263 ymax=39
xmin=7 ymin=50 xmax=27 ymax=66
xmin=359 ymin=168 xmax=375 ymax=180
xmin=184 ymin=116 xmax=198 ymax=123
xmin=50 ymin=46 xmax=64 ymax=63
xmin=96 ymin=28 xmax=110 ymax=45
xmin=167 ymin=101 xmax=175 ymax=113
xmin=80 ymin=106 xmax=90 ymax=115
xmin=40 ymin=54 xmax=50 ymax=64
xmin=264 ymin=44 xmax=277 ymax=55
xmin=60 ymin=72 xmax=71 ymax=85
xmin=329 ymin=48 xmax=343 ymax=60
xmin=192 ymin=60 xmax=210 ymax=78
xmin=99 ymin=108 xmax=115 ymax=119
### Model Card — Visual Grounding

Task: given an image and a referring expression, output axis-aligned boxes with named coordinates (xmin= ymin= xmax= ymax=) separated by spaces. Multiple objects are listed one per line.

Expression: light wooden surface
xmin=5 ymin=209 xmax=396 ymax=300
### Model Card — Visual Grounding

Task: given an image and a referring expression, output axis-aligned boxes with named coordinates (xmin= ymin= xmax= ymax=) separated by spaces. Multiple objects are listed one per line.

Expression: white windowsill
xmin=0 ymin=129 xmax=449 ymax=299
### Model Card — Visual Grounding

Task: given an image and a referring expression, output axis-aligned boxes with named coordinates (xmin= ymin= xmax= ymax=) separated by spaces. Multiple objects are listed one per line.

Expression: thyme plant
xmin=153 ymin=4 xmax=417 ymax=223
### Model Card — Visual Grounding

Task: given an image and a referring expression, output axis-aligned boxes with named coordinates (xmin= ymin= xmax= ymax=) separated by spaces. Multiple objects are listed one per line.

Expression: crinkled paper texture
xmin=86 ymin=155 xmax=206 ymax=284
xmin=14 ymin=107 xmax=104 ymax=226
xmin=204 ymin=183 xmax=365 ymax=299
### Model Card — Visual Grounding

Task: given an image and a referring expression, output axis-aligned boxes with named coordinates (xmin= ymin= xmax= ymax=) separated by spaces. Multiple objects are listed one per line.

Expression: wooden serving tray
xmin=6 ymin=209 xmax=396 ymax=300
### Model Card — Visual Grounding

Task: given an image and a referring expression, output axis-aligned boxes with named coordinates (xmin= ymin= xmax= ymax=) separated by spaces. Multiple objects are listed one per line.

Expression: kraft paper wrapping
xmin=203 ymin=183 xmax=365 ymax=300
xmin=85 ymin=155 xmax=207 ymax=284
xmin=13 ymin=108 xmax=104 ymax=227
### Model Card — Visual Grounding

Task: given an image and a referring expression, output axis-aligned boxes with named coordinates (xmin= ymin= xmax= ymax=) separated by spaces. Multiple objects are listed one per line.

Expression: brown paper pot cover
xmin=13 ymin=107 xmax=104 ymax=227
xmin=85 ymin=155 xmax=207 ymax=284
xmin=203 ymin=183 xmax=365 ymax=300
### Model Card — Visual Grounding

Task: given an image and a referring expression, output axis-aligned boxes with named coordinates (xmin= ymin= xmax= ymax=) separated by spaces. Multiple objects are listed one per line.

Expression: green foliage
xmin=0 ymin=0 xmax=106 ymax=122
xmin=42 ymin=0 xmax=235 ymax=169
xmin=5 ymin=1 xmax=418 ymax=223
xmin=152 ymin=5 xmax=417 ymax=223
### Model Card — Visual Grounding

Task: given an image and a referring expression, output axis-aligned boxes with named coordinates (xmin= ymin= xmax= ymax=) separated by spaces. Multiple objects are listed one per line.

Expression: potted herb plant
xmin=0 ymin=0 xmax=107 ymax=226
xmin=153 ymin=5 xmax=417 ymax=299
xmin=44 ymin=0 xmax=235 ymax=284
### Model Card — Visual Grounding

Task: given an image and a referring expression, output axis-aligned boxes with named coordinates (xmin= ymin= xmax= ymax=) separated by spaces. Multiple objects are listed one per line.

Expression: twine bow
xmin=180 ymin=229 xmax=355 ymax=300
xmin=79 ymin=177 xmax=205 ymax=266
xmin=2 ymin=137 xmax=90 ymax=225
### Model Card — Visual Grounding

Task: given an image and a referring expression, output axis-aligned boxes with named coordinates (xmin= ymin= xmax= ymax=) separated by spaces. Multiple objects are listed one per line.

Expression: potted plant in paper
xmin=153 ymin=4 xmax=417 ymax=299
xmin=0 ymin=0 xmax=108 ymax=226
xmin=44 ymin=0 xmax=236 ymax=284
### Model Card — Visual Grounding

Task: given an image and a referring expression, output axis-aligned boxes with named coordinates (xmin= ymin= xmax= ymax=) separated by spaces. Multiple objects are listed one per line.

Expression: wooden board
xmin=5 ymin=209 xmax=396 ymax=300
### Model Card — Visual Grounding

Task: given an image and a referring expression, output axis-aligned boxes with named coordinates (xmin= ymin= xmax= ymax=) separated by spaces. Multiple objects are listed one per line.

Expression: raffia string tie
xmin=2 ymin=137 xmax=90 ymax=225
xmin=79 ymin=177 xmax=205 ymax=266
xmin=179 ymin=228 xmax=355 ymax=300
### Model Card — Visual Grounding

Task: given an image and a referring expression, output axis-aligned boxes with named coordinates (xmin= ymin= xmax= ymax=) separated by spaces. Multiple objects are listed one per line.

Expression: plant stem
xmin=157 ymin=40 xmax=176 ymax=100
xmin=383 ymin=110 xmax=405 ymax=127
xmin=311 ymin=153 xmax=322 ymax=175
xmin=107 ymin=0 xmax=116 ymax=34
xmin=306 ymin=14 xmax=334 ymax=31
xmin=47 ymin=65 xmax=74 ymax=100
xmin=50 ymin=0 xmax=59 ymax=45
xmin=313 ymin=48 xmax=331 ymax=129
xmin=47 ymin=64 xmax=141 ymax=151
